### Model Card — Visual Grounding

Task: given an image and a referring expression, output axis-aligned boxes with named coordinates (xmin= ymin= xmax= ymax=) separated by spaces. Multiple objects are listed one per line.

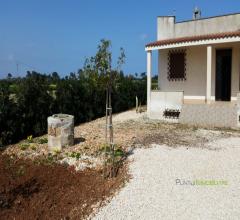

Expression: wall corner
xmin=157 ymin=16 xmax=175 ymax=40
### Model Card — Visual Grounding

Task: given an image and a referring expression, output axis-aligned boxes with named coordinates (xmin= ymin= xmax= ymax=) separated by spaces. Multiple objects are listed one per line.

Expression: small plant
xmin=46 ymin=154 xmax=56 ymax=164
xmin=27 ymin=135 xmax=33 ymax=143
xmin=100 ymin=144 xmax=111 ymax=153
xmin=100 ymin=144 xmax=124 ymax=158
xmin=38 ymin=137 xmax=48 ymax=144
xmin=53 ymin=149 xmax=61 ymax=155
xmin=19 ymin=143 xmax=30 ymax=151
xmin=70 ymin=152 xmax=81 ymax=160
xmin=114 ymin=148 xmax=125 ymax=157
xmin=30 ymin=145 xmax=37 ymax=151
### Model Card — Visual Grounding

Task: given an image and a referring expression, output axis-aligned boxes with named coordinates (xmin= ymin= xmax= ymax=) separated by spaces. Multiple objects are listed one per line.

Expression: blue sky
xmin=0 ymin=0 xmax=239 ymax=78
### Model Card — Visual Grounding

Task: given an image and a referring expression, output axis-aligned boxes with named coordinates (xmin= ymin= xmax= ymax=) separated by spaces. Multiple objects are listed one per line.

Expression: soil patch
xmin=0 ymin=154 xmax=127 ymax=220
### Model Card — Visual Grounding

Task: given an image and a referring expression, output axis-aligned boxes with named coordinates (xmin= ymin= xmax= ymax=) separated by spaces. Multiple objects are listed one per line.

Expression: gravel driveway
xmin=93 ymin=137 xmax=240 ymax=220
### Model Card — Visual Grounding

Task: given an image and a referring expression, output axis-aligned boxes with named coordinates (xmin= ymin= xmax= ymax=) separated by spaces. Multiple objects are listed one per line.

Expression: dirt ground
xmin=0 ymin=154 xmax=127 ymax=220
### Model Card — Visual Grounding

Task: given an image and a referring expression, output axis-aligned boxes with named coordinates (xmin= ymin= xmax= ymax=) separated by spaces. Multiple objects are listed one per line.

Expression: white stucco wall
xmin=158 ymin=44 xmax=240 ymax=100
xmin=232 ymin=47 xmax=240 ymax=98
xmin=157 ymin=13 xmax=240 ymax=40
xmin=149 ymin=91 xmax=183 ymax=120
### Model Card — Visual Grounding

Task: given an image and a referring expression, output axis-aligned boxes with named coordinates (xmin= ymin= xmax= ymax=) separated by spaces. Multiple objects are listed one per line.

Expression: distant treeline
xmin=0 ymin=69 xmax=146 ymax=147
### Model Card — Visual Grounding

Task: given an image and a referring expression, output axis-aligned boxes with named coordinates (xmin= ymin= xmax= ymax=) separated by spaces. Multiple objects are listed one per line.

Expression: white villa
xmin=145 ymin=11 xmax=240 ymax=128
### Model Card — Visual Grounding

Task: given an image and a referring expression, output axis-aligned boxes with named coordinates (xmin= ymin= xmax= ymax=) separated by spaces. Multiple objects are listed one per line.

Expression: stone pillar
xmin=48 ymin=114 xmax=74 ymax=151
xmin=147 ymin=50 xmax=152 ymax=114
xmin=206 ymin=45 xmax=212 ymax=104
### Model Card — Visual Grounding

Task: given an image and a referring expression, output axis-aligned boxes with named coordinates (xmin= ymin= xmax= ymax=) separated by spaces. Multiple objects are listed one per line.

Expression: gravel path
xmin=93 ymin=137 xmax=240 ymax=220
xmin=113 ymin=110 xmax=146 ymax=123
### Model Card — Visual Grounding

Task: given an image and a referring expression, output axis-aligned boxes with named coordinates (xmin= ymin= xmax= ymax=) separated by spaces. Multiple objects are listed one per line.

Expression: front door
xmin=215 ymin=49 xmax=232 ymax=101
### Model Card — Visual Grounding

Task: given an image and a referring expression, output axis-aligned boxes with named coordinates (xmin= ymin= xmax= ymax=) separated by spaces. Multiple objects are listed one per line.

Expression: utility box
xmin=48 ymin=114 xmax=74 ymax=151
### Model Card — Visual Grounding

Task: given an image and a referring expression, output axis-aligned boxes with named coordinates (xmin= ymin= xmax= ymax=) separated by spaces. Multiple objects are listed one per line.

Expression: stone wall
xmin=179 ymin=103 xmax=238 ymax=128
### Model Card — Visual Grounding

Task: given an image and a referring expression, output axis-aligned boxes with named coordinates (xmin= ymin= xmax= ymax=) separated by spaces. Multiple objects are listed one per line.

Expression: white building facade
xmin=145 ymin=13 xmax=240 ymax=127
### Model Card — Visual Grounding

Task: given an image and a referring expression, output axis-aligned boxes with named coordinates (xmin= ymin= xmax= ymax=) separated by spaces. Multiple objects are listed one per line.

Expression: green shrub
xmin=19 ymin=143 xmax=30 ymax=151
xmin=30 ymin=145 xmax=37 ymax=151
xmin=70 ymin=152 xmax=81 ymax=160
xmin=27 ymin=135 xmax=33 ymax=143
xmin=38 ymin=138 xmax=48 ymax=144
xmin=114 ymin=148 xmax=125 ymax=157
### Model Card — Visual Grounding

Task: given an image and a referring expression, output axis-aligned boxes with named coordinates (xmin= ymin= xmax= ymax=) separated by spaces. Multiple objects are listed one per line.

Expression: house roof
xmin=145 ymin=31 xmax=240 ymax=48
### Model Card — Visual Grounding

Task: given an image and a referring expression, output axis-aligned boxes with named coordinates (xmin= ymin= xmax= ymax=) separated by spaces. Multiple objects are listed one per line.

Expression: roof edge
xmin=157 ymin=12 xmax=240 ymax=24
xmin=145 ymin=31 xmax=240 ymax=48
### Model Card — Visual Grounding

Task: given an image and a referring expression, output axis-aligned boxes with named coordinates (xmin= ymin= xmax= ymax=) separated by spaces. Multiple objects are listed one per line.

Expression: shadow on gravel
xmin=74 ymin=137 xmax=86 ymax=144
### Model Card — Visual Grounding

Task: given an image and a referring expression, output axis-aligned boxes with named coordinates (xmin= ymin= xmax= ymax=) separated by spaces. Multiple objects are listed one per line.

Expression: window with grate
xmin=168 ymin=50 xmax=186 ymax=81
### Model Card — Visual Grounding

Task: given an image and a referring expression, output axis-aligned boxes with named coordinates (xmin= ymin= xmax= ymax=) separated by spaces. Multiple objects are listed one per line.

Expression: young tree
xmin=94 ymin=39 xmax=125 ymax=177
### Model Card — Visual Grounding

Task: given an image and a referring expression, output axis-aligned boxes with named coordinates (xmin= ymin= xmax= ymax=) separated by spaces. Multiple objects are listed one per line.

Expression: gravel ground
xmin=113 ymin=110 xmax=146 ymax=122
xmin=92 ymin=138 xmax=240 ymax=220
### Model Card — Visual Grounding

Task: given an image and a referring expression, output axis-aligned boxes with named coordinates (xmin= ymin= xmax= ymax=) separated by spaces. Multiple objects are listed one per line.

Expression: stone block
xmin=48 ymin=114 xmax=74 ymax=151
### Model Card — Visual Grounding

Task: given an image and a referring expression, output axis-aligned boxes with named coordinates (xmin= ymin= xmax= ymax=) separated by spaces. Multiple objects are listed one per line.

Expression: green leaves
xmin=70 ymin=152 xmax=81 ymax=160
xmin=37 ymin=138 xmax=48 ymax=144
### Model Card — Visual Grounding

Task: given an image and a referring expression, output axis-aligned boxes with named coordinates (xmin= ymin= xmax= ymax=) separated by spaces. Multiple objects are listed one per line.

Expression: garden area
xmin=1 ymin=109 xmax=240 ymax=219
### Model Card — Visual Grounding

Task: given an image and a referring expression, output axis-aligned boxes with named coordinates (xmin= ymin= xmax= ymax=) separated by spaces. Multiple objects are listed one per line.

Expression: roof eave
xmin=145 ymin=36 xmax=240 ymax=51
